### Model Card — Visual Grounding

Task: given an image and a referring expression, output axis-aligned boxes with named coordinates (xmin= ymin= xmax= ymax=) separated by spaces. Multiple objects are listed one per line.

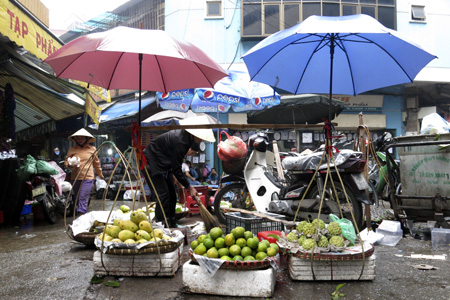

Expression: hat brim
xmin=185 ymin=129 xmax=216 ymax=142
xmin=69 ymin=128 xmax=96 ymax=143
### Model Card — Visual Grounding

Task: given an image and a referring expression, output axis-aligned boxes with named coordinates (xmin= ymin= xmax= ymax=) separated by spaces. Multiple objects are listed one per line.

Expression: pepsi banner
xmin=196 ymin=89 xmax=249 ymax=107
xmin=157 ymin=89 xmax=195 ymax=101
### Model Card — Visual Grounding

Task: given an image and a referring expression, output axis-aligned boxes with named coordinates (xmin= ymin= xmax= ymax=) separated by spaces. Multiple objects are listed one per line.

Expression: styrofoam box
xmin=93 ymin=244 xmax=183 ymax=277
xmin=182 ymin=261 xmax=275 ymax=297
xmin=289 ymin=254 xmax=376 ymax=281
xmin=432 ymin=228 xmax=450 ymax=250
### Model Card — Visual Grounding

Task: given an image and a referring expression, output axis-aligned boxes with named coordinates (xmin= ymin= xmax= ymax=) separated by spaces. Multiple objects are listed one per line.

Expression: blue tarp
xmin=98 ymin=97 xmax=155 ymax=123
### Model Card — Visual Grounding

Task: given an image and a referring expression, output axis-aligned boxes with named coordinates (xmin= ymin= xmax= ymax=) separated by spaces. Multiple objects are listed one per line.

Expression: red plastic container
xmin=186 ymin=195 xmax=206 ymax=216
xmin=258 ymin=230 xmax=282 ymax=244
xmin=178 ymin=186 xmax=209 ymax=204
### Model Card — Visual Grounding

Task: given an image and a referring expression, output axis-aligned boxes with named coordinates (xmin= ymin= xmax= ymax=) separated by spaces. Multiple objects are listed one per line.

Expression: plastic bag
xmin=329 ymin=213 xmax=356 ymax=245
xmin=48 ymin=161 xmax=66 ymax=195
xmin=36 ymin=160 xmax=59 ymax=175
xmin=217 ymin=131 xmax=247 ymax=161
xmin=16 ymin=155 xmax=37 ymax=180
xmin=67 ymin=156 xmax=81 ymax=167
xmin=420 ymin=113 xmax=450 ymax=135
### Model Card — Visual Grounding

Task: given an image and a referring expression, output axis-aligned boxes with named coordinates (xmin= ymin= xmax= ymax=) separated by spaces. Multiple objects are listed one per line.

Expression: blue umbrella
xmin=242 ymin=14 xmax=437 ymax=121
xmin=156 ymin=70 xmax=281 ymax=113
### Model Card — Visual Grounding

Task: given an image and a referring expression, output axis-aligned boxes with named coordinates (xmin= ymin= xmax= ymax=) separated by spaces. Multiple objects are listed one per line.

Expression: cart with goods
xmin=279 ymin=215 xmax=375 ymax=281
xmin=183 ymin=222 xmax=281 ymax=297
xmin=384 ymin=133 xmax=450 ymax=228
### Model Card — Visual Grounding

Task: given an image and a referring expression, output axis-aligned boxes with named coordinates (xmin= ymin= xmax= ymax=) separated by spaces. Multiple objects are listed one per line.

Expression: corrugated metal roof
xmin=0 ymin=42 xmax=86 ymax=134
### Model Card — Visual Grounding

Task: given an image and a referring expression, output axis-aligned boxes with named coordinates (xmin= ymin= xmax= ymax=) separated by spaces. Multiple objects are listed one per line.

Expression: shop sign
xmin=75 ymin=80 xmax=111 ymax=102
xmin=86 ymin=93 xmax=102 ymax=125
xmin=0 ymin=0 xmax=63 ymax=60
xmin=334 ymin=95 xmax=383 ymax=111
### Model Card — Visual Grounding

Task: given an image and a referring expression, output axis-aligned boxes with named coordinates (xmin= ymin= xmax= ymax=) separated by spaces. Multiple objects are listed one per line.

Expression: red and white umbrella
xmin=44 ymin=26 xmax=228 ymax=124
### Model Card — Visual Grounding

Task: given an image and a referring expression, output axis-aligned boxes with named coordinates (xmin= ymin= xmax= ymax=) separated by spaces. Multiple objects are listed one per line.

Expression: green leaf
xmin=104 ymin=280 xmax=120 ymax=288
xmin=267 ymin=234 xmax=280 ymax=241
xmin=90 ymin=275 xmax=104 ymax=284
xmin=335 ymin=283 xmax=346 ymax=291
xmin=434 ymin=134 xmax=441 ymax=141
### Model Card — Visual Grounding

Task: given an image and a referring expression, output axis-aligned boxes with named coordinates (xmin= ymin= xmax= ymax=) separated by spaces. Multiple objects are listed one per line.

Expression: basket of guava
xmin=188 ymin=226 xmax=279 ymax=270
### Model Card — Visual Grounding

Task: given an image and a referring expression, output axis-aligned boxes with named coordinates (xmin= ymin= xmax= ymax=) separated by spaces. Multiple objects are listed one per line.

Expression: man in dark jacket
xmin=143 ymin=116 xmax=215 ymax=227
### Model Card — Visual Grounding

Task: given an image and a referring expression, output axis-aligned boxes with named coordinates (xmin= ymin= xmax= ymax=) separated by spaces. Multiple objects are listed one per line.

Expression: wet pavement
xmin=1 ymin=198 xmax=449 ymax=300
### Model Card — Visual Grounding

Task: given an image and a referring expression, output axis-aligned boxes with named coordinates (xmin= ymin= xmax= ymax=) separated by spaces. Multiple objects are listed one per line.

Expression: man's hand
xmin=189 ymin=185 xmax=198 ymax=197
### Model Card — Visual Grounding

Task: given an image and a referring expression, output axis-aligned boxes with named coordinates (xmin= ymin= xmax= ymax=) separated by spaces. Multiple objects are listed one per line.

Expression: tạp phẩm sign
xmin=0 ymin=0 xmax=62 ymax=60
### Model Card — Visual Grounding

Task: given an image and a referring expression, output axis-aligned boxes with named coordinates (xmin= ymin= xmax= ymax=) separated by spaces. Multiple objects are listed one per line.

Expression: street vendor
xmin=143 ymin=116 xmax=215 ymax=228
xmin=65 ymin=128 xmax=104 ymax=216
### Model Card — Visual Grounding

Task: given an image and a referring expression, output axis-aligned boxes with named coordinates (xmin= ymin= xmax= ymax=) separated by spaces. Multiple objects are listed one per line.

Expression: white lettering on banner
xmin=217 ymin=93 xmax=240 ymax=104
xmin=194 ymin=106 xmax=216 ymax=112
xmin=169 ymin=90 xmax=191 ymax=99
xmin=333 ymin=95 xmax=383 ymax=111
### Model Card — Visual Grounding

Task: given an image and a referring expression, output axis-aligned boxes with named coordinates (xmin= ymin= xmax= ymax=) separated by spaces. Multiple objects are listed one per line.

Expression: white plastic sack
xmin=123 ymin=189 xmax=141 ymax=200
xmin=95 ymin=177 xmax=107 ymax=190
xmin=420 ymin=113 xmax=450 ymax=135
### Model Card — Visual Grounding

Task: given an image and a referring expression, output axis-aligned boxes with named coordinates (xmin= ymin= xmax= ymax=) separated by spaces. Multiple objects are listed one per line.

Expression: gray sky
xmin=41 ymin=0 xmax=129 ymax=29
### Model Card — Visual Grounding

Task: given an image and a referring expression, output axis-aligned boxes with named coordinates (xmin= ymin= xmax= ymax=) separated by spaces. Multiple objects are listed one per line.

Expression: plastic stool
xmin=186 ymin=195 xmax=206 ymax=216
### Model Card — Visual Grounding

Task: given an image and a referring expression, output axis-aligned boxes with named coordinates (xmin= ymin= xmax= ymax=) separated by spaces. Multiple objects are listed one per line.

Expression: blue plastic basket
xmin=21 ymin=204 xmax=32 ymax=215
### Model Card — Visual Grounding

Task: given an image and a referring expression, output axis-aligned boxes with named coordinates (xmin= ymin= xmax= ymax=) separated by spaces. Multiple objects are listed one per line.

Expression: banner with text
xmin=334 ymin=95 xmax=383 ymax=111
xmin=86 ymin=93 xmax=102 ymax=125
xmin=0 ymin=0 xmax=63 ymax=60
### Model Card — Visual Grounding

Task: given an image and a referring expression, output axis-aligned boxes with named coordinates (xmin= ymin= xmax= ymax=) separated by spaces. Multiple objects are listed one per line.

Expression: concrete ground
xmin=0 ymin=198 xmax=449 ymax=300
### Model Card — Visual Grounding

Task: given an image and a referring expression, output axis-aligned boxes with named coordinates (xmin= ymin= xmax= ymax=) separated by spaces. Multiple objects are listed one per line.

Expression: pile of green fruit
xmin=190 ymin=226 xmax=279 ymax=261
xmin=284 ymin=219 xmax=349 ymax=252
xmin=97 ymin=210 xmax=171 ymax=244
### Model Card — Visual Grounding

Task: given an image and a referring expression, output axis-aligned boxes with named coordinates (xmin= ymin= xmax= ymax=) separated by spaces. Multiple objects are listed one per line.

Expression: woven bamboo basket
xmin=102 ymin=239 xmax=184 ymax=255
xmin=287 ymin=243 xmax=375 ymax=261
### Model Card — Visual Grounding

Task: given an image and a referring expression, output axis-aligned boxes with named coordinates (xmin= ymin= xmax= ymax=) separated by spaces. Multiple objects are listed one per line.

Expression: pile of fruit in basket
xmin=190 ymin=226 xmax=279 ymax=261
xmin=279 ymin=218 xmax=351 ymax=253
xmin=97 ymin=210 xmax=171 ymax=244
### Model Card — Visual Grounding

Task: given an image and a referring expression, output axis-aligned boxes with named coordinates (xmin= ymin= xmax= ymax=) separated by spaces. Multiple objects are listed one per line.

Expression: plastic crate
xmin=178 ymin=186 xmax=209 ymax=204
xmin=225 ymin=212 xmax=285 ymax=235
xmin=21 ymin=204 xmax=32 ymax=215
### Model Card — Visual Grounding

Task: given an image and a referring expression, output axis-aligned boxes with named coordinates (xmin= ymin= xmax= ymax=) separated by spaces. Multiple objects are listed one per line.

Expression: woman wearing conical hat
xmin=65 ymin=128 xmax=104 ymax=216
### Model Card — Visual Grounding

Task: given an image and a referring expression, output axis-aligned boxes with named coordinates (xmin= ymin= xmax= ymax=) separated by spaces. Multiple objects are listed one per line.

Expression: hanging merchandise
xmin=0 ymin=84 xmax=16 ymax=142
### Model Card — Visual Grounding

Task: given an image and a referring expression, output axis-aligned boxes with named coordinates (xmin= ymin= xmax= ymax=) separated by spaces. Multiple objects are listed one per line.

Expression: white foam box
xmin=182 ymin=261 xmax=275 ymax=297
xmin=93 ymin=244 xmax=183 ymax=277
xmin=288 ymin=254 xmax=376 ymax=281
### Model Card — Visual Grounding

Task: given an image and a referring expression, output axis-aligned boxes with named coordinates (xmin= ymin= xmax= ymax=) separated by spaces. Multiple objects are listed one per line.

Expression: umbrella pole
xmin=138 ymin=53 xmax=143 ymax=128
xmin=328 ymin=35 xmax=335 ymax=129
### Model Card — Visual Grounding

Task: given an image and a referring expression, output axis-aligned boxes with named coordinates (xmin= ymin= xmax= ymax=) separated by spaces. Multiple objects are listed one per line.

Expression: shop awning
xmin=96 ymin=96 xmax=156 ymax=123
xmin=0 ymin=42 xmax=85 ymax=134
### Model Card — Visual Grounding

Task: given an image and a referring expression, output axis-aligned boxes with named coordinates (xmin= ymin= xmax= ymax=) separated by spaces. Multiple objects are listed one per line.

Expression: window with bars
xmin=242 ymin=0 xmax=396 ymax=39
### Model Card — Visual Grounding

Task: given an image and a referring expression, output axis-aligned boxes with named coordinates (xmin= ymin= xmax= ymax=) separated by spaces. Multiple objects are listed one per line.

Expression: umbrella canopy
xmin=44 ymin=26 xmax=227 ymax=93
xmin=156 ymin=70 xmax=281 ymax=113
xmin=141 ymin=110 xmax=219 ymax=127
xmin=242 ymin=14 xmax=437 ymax=120
xmin=44 ymin=26 xmax=228 ymax=125
xmin=247 ymin=94 xmax=344 ymax=125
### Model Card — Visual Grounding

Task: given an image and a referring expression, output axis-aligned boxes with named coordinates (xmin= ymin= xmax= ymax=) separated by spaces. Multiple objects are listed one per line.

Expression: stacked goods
xmin=280 ymin=218 xmax=351 ymax=253
xmin=190 ymin=226 xmax=279 ymax=261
